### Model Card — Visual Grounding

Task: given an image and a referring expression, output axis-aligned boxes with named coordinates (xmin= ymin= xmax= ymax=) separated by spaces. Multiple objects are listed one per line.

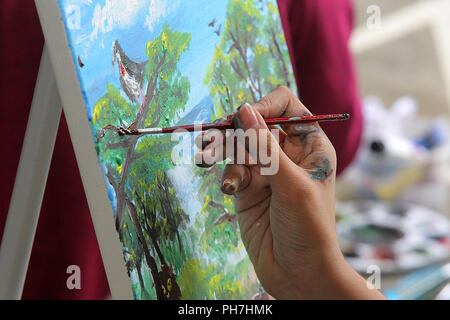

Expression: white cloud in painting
xmin=65 ymin=0 xmax=93 ymax=5
xmin=144 ymin=0 xmax=180 ymax=31
xmin=90 ymin=0 xmax=146 ymax=41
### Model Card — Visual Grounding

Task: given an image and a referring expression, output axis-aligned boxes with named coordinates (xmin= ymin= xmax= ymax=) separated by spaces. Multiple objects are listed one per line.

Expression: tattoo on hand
xmin=309 ymin=157 xmax=332 ymax=181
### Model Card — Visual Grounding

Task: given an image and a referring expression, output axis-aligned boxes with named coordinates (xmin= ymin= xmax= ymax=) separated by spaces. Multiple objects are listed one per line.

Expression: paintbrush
xmin=116 ymin=113 xmax=350 ymax=136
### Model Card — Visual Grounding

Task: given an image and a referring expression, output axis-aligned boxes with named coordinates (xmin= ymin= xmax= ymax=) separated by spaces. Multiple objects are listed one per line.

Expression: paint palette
xmin=337 ymin=201 xmax=450 ymax=273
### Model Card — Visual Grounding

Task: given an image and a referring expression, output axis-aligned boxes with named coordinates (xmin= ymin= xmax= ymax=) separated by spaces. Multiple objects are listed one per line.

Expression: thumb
xmin=231 ymin=103 xmax=307 ymax=189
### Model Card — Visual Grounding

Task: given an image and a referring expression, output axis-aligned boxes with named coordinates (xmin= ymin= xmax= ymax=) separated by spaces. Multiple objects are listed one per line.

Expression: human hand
xmin=196 ymin=86 xmax=385 ymax=300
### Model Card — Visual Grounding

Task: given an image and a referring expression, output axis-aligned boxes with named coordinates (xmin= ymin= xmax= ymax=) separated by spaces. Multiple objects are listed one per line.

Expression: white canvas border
xmin=35 ymin=0 xmax=134 ymax=300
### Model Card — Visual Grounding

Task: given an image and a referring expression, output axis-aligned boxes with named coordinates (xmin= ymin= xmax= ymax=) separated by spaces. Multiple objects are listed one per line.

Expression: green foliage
xmin=92 ymin=83 xmax=137 ymax=126
xmin=93 ymin=24 xmax=192 ymax=300
xmin=192 ymin=0 xmax=297 ymax=299
xmin=92 ymin=84 xmax=136 ymax=169
xmin=90 ymin=1 xmax=293 ymax=300
xmin=129 ymin=167 xmax=190 ymax=255
xmin=121 ymin=215 xmax=153 ymax=299
xmin=191 ymin=164 xmax=239 ymax=263
xmin=178 ymin=258 xmax=248 ymax=299
xmin=205 ymin=0 xmax=296 ymax=119
xmin=144 ymin=24 xmax=192 ymax=128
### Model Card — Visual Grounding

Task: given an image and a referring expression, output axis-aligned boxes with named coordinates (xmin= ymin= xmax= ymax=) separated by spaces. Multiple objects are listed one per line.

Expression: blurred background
xmin=335 ymin=0 xmax=450 ymax=299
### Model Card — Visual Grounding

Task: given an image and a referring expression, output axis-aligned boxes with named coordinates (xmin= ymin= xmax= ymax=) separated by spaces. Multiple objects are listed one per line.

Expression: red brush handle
xmin=160 ymin=113 xmax=350 ymax=134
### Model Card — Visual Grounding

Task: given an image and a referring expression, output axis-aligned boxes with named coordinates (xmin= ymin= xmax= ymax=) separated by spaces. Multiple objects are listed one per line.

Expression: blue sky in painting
xmin=58 ymin=0 xmax=228 ymax=119
xmin=57 ymin=0 xmax=232 ymax=221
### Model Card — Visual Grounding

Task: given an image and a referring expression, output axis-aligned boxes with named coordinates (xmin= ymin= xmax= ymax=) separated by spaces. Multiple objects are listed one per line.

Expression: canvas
xmin=57 ymin=0 xmax=297 ymax=299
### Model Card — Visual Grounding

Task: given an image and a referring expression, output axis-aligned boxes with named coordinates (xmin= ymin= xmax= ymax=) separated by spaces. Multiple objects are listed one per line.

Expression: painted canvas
xmin=58 ymin=0 xmax=296 ymax=299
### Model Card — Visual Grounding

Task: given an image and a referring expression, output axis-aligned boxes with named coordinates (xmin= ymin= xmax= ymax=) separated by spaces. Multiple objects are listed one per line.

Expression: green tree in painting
xmin=205 ymin=0 xmax=295 ymax=118
xmin=92 ymin=24 xmax=191 ymax=300
xmin=94 ymin=24 xmax=191 ymax=231
xmin=186 ymin=164 xmax=259 ymax=299
xmin=89 ymin=0 xmax=295 ymax=300
xmin=190 ymin=0 xmax=296 ymax=299
xmin=121 ymin=216 xmax=152 ymax=299
xmin=193 ymin=165 xmax=240 ymax=265
xmin=264 ymin=1 xmax=293 ymax=88
xmin=178 ymin=258 xmax=247 ymax=299
xmin=128 ymin=154 xmax=189 ymax=299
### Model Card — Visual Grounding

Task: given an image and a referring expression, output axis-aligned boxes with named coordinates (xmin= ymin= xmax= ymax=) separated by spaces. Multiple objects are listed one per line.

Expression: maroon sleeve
xmin=0 ymin=0 xmax=109 ymax=299
xmin=278 ymin=0 xmax=363 ymax=174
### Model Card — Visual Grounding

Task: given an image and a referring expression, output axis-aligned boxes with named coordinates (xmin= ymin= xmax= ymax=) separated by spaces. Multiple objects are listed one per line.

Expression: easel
xmin=0 ymin=37 xmax=133 ymax=299
xmin=0 ymin=0 xmax=138 ymax=299
xmin=0 ymin=47 xmax=62 ymax=299
xmin=0 ymin=0 xmax=140 ymax=300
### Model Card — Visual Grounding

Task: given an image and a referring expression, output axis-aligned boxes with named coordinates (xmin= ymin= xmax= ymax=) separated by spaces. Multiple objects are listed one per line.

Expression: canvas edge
xmin=34 ymin=0 xmax=134 ymax=300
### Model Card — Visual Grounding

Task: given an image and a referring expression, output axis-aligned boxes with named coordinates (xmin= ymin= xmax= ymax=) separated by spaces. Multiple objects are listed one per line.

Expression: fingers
xmin=195 ymin=127 xmax=256 ymax=167
xmin=195 ymin=86 xmax=335 ymax=186
xmin=252 ymin=86 xmax=325 ymax=145
xmin=231 ymin=102 xmax=306 ymax=189
xmin=220 ymin=164 xmax=251 ymax=195
xmin=195 ymin=86 xmax=316 ymax=168
xmin=251 ymin=86 xmax=312 ymax=120
xmin=221 ymin=164 xmax=272 ymax=218
xmin=195 ymin=131 xmax=215 ymax=150
xmin=194 ymin=146 xmax=218 ymax=168
xmin=253 ymin=87 xmax=335 ymax=176
xmin=194 ymin=112 xmax=237 ymax=150
xmin=194 ymin=130 xmax=225 ymax=168
xmin=195 ymin=86 xmax=305 ymax=154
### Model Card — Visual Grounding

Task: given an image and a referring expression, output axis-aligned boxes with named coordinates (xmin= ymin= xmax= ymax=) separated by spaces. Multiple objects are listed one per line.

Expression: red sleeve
xmin=0 ymin=0 xmax=109 ymax=299
xmin=278 ymin=0 xmax=362 ymax=175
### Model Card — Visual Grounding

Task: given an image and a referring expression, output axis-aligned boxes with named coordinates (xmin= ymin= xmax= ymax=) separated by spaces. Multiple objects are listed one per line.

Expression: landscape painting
xmin=58 ymin=0 xmax=297 ymax=299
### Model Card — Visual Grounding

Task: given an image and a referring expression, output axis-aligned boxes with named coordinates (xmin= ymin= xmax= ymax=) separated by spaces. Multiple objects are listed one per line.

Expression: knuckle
xmin=275 ymin=85 xmax=291 ymax=95
xmin=255 ymin=96 xmax=272 ymax=115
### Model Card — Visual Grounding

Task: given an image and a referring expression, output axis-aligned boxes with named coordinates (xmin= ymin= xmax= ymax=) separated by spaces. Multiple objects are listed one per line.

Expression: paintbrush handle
xmin=123 ymin=113 xmax=350 ymax=135
xmin=263 ymin=113 xmax=350 ymax=126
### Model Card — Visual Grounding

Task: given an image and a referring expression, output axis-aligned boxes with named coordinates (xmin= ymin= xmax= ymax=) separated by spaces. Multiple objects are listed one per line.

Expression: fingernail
xmin=221 ymin=178 xmax=238 ymax=195
xmin=237 ymin=103 xmax=247 ymax=111
xmin=202 ymin=140 xmax=210 ymax=149
xmin=232 ymin=103 xmax=260 ymax=130
xmin=194 ymin=150 xmax=213 ymax=168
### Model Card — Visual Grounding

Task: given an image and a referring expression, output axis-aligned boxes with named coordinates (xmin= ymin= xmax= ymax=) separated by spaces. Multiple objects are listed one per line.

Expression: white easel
xmin=0 ymin=0 xmax=135 ymax=300
xmin=0 ymin=47 xmax=63 ymax=299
